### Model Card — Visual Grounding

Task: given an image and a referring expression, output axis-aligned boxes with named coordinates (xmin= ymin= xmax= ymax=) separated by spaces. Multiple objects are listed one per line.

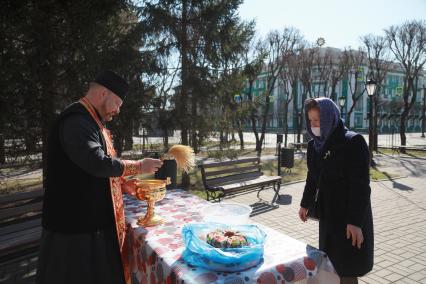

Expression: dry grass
xmin=0 ymin=178 xmax=42 ymax=195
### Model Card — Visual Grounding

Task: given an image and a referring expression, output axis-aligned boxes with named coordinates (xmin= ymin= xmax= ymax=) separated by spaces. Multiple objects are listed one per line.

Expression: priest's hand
xmin=121 ymin=178 xmax=138 ymax=196
xmin=140 ymin=158 xmax=163 ymax=174
xmin=347 ymin=224 xmax=364 ymax=249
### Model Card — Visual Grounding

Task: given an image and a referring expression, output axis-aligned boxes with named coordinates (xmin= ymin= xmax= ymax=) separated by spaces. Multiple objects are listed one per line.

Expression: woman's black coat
xmin=301 ymin=121 xmax=374 ymax=277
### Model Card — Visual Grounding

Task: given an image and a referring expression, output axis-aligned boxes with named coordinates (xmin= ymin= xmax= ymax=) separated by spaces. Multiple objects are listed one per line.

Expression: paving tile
xmin=384 ymin=272 xmax=404 ymax=282
xmin=375 ymin=268 xmax=393 ymax=278
xmin=407 ymin=272 xmax=426 ymax=282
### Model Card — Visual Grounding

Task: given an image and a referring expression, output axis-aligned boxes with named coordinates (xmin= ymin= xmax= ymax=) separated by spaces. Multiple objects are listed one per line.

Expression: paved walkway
xmin=225 ymin=154 xmax=426 ymax=283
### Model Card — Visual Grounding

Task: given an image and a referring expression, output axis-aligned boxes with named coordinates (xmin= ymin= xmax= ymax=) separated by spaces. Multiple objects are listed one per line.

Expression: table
xmin=124 ymin=190 xmax=339 ymax=284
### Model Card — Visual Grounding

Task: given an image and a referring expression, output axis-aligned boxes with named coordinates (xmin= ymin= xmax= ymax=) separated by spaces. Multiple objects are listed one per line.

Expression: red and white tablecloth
xmin=124 ymin=190 xmax=339 ymax=284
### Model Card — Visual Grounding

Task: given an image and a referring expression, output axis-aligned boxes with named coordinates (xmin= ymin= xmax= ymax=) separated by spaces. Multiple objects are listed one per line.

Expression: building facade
xmin=242 ymin=47 xmax=425 ymax=134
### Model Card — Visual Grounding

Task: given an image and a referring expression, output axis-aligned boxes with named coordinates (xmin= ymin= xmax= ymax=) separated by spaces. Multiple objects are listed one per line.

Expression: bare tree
xmin=385 ymin=20 xmax=426 ymax=149
xmin=243 ymin=39 xmax=267 ymax=151
xmin=345 ymin=48 xmax=366 ymax=128
xmin=154 ymin=56 xmax=180 ymax=149
xmin=329 ymin=49 xmax=349 ymax=101
xmin=245 ymin=28 xmax=302 ymax=156
xmin=361 ymin=34 xmax=391 ymax=151
xmin=278 ymin=41 xmax=304 ymax=147
xmin=313 ymin=48 xmax=333 ymax=98
xmin=278 ymin=56 xmax=294 ymax=147
xmin=297 ymin=45 xmax=316 ymax=142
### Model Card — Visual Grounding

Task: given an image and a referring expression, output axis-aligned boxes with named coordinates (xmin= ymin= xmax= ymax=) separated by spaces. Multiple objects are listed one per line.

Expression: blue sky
xmin=238 ymin=0 xmax=426 ymax=49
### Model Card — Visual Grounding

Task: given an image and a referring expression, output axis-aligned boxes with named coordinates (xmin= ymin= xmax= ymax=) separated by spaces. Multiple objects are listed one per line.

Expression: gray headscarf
xmin=306 ymin=97 xmax=342 ymax=154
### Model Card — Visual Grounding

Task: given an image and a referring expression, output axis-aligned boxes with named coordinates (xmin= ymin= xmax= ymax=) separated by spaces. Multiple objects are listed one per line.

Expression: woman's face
xmin=308 ymin=108 xmax=320 ymax=128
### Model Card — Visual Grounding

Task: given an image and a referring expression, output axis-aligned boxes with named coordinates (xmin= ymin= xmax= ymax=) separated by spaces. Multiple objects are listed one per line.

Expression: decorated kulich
xmin=135 ymin=178 xmax=170 ymax=227
xmin=206 ymin=229 xmax=249 ymax=248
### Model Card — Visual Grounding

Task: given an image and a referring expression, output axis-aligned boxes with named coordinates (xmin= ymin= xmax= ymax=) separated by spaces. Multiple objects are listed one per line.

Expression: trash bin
xmin=280 ymin=148 xmax=294 ymax=168
xmin=155 ymin=159 xmax=177 ymax=190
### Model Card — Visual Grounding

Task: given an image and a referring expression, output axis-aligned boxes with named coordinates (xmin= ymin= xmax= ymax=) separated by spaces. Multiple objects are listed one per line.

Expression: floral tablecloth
xmin=124 ymin=190 xmax=338 ymax=284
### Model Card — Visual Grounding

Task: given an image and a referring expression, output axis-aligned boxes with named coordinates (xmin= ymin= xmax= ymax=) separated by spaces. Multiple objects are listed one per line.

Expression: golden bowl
xmin=134 ymin=178 xmax=170 ymax=227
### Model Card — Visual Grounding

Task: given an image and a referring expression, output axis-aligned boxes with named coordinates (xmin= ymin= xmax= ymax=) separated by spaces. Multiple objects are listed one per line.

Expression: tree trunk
xmin=0 ymin=133 xmax=4 ymax=164
xmin=142 ymin=129 xmax=147 ymax=152
xmin=330 ymin=84 xmax=337 ymax=101
xmin=399 ymin=78 xmax=416 ymax=153
xmin=236 ymin=119 xmax=244 ymax=150
xmin=191 ymin=131 xmax=198 ymax=153
xmin=124 ymin=120 xmax=133 ymax=151
xmin=251 ymin=115 xmax=260 ymax=151
xmin=0 ymin=109 xmax=4 ymax=164
xmin=258 ymin=94 xmax=272 ymax=157
xmin=238 ymin=130 xmax=244 ymax=150
xmin=163 ymin=127 xmax=169 ymax=149
xmin=219 ymin=130 xmax=224 ymax=150
xmin=399 ymin=114 xmax=407 ymax=153
xmin=180 ymin=0 xmax=190 ymax=189
xmin=191 ymin=97 xmax=198 ymax=153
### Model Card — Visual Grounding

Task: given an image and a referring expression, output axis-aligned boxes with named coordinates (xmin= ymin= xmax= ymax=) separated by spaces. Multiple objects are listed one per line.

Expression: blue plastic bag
xmin=181 ymin=223 xmax=267 ymax=272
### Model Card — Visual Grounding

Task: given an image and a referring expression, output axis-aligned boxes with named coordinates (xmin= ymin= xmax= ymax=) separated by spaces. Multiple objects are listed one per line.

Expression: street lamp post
xmin=366 ymin=78 xmax=377 ymax=167
xmin=338 ymin=96 xmax=346 ymax=121
xmin=422 ymin=85 xmax=425 ymax=138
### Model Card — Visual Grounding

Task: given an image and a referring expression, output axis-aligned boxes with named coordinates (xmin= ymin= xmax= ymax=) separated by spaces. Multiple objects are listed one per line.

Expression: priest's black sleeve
xmin=59 ymin=113 xmax=124 ymax=178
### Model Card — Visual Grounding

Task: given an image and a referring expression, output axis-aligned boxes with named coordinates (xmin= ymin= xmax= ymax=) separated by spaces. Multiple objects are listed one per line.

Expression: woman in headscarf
xmin=299 ymin=98 xmax=374 ymax=284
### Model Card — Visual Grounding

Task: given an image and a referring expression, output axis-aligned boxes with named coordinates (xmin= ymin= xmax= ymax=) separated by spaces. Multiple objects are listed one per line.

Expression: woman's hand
xmin=347 ymin=224 xmax=364 ymax=249
xmin=121 ymin=178 xmax=138 ymax=196
xmin=299 ymin=207 xmax=308 ymax=222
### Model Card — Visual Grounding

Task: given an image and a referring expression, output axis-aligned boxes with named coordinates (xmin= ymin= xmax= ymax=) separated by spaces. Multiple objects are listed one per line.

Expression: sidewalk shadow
xmin=392 ymin=180 xmax=413 ymax=191
xmin=250 ymin=201 xmax=279 ymax=217
xmin=383 ymin=171 xmax=413 ymax=191
xmin=275 ymin=194 xmax=293 ymax=205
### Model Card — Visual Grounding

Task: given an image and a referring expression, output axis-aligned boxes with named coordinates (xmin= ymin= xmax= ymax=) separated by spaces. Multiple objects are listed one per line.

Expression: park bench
xmin=0 ymin=189 xmax=43 ymax=262
xmin=199 ymin=157 xmax=282 ymax=203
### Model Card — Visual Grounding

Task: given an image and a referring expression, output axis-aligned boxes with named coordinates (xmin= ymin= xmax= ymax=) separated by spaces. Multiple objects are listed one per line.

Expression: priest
xmin=36 ymin=71 xmax=163 ymax=284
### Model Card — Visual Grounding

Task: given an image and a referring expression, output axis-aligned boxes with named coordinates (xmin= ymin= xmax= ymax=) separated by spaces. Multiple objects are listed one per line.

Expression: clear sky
xmin=238 ymin=0 xmax=426 ymax=49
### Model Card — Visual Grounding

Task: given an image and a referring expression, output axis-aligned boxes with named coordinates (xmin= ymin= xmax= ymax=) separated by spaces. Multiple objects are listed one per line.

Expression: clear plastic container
xmin=202 ymin=202 xmax=253 ymax=225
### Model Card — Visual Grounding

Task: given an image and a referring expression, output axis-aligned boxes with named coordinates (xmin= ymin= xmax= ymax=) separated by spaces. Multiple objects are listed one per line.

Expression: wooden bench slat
xmin=0 ymin=189 xmax=43 ymax=205
xmin=206 ymin=171 xmax=263 ymax=187
xmin=0 ymin=189 xmax=44 ymax=260
xmin=0 ymin=202 xmax=43 ymax=220
xmin=0 ymin=218 xmax=41 ymax=236
xmin=0 ymin=227 xmax=42 ymax=255
xmin=220 ymin=175 xmax=282 ymax=191
xmin=200 ymin=157 xmax=259 ymax=168
xmin=0 ymin=226 xmax=41 ymax=245
xmin=204 ymin=165 xmax=260 ymax=178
